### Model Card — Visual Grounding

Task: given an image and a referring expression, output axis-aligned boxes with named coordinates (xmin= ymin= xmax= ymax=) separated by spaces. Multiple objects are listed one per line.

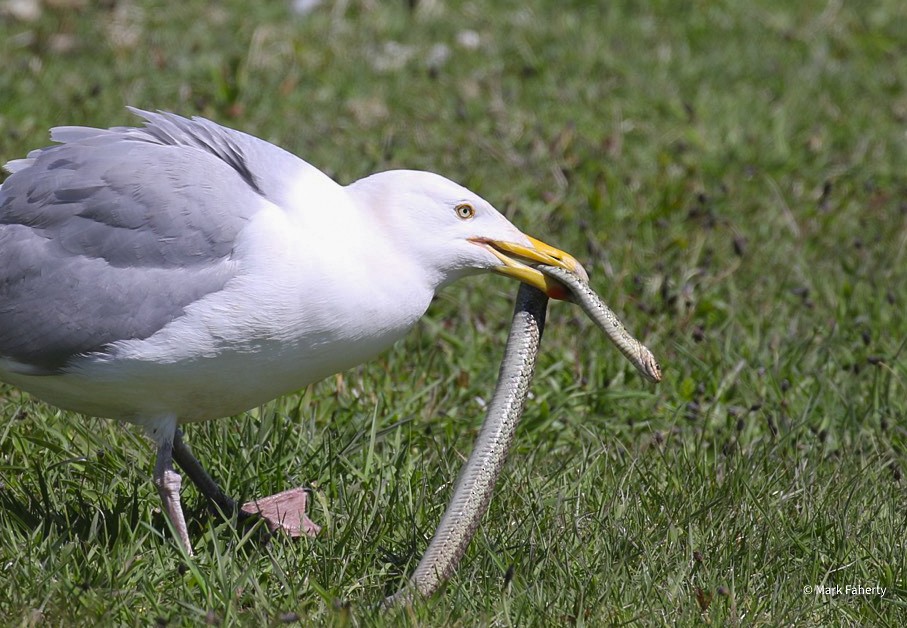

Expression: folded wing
xmin=0 ymin=109 xmax=307 ymax=373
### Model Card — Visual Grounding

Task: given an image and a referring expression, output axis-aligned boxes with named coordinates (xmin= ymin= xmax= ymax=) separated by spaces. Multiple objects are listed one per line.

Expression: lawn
xmin=1 ymin=0 xmax=906 ymax=625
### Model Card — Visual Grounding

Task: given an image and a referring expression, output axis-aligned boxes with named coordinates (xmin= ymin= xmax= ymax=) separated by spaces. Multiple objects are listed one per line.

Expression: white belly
xmin=2 ymin=323 xmax=410 ymax=424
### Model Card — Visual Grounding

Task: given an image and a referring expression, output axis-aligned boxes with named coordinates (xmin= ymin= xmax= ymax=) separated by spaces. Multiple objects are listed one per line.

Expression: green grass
xmin=2 ymin=0 xmax=907 ymax=624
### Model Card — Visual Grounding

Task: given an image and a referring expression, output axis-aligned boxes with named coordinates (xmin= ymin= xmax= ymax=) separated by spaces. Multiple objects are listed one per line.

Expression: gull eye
xmin=455 ymin=203 xmax=476 ymax=220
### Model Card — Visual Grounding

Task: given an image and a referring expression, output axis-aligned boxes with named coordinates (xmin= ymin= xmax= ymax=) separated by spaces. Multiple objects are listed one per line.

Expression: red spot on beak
xmin=544 ymin=279 xmax=571 ymax=301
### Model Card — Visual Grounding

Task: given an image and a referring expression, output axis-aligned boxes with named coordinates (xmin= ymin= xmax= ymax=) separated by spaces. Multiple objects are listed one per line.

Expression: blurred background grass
xmin=1 ymin=0 xmax=906 ymax=625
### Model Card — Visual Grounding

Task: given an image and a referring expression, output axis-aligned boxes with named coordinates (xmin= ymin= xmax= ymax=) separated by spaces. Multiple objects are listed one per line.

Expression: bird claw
xmin=240 ymin=487 xmax=321 ymax=537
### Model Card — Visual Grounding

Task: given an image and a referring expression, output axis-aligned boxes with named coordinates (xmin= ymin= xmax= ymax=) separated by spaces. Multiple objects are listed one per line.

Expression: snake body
xmin=382 ymin=283 xmax=548 ymax=607
xmin=540 ymin=265 xmax=661 ymax=383
xmin=384 ymin=266 xmax=660 ymax=607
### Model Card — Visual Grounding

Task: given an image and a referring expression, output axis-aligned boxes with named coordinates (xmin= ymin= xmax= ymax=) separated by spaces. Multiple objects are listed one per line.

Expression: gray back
xmin=0 ymin=110 xmax=304 ymax=372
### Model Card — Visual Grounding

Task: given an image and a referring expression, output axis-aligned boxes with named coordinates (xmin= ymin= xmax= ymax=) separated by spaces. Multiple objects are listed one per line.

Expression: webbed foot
xmin=241 ymin=487 xmax=321 ymax=537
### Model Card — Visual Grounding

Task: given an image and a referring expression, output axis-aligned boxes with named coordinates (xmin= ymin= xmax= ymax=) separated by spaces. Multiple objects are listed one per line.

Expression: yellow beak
xmin=472 ymin=235 xmax=588 ymax=300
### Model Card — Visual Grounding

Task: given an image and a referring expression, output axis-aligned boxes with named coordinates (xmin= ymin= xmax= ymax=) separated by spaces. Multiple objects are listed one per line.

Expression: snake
xmin=541 ymin=264 xmax=661 ymax=384
xmin=383 ymin=265 xmax=661 ymax=607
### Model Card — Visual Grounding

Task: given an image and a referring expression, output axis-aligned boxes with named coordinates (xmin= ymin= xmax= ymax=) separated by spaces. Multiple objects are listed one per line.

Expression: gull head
xmin=348 ymin=170 xmax=587 ymax=299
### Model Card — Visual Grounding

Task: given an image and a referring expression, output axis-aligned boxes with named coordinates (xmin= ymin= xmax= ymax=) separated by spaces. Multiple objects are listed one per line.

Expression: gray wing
xmin=0 ymin=109 xmax=306 ymax=373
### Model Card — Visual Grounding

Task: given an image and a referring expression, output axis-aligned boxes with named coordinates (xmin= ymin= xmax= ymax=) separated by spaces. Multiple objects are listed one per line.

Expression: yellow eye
xmin=455 ymin=203 xmax=476 ymax=220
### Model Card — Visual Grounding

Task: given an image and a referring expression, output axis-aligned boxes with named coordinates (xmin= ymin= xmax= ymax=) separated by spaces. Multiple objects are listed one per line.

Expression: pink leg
xmin=153 ymin=434 xmax=194 ymax=555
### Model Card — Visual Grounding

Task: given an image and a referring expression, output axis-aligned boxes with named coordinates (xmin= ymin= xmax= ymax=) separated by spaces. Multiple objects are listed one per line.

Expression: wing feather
xmin=0 ymin=109 xmax=308 ymax=372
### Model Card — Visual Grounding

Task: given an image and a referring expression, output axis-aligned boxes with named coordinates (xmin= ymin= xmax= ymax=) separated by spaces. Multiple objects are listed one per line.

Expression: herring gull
xmin=0 ymin=108 xmax=588 ymax=554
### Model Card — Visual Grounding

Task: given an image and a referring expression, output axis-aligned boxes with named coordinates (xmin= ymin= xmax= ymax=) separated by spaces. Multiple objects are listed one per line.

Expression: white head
xmin=347 ymin=170 xmax=586 ymax=297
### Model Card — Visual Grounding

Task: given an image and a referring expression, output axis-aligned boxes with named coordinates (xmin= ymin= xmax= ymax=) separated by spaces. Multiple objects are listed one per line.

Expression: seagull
xmin=0 ymin=108 xmax=587 ymax=554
